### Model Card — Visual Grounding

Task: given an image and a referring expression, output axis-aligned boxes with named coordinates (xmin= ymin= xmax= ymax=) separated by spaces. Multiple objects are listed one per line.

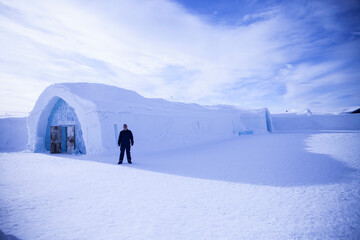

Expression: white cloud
xmin=0 ymin=0 xmax=359 ymax=114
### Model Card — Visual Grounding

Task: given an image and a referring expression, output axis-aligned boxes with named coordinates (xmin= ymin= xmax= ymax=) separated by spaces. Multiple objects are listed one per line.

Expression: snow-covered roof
xmin=36 ymin=83 xmax=269 ymax=116
xmin=38 ymin=83 xmax=212 ymax=115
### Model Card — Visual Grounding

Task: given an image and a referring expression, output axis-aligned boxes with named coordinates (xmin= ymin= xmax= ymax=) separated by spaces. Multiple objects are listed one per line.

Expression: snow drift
xmin=27 ymin=83 xmax=272 ymax=155
xmin=272 ymin=112 xmax=360 ymax=131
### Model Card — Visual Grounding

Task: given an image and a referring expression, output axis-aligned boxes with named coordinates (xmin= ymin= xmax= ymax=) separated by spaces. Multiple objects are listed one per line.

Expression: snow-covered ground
xmin=1 ymin=131 xmax=359 ymax=239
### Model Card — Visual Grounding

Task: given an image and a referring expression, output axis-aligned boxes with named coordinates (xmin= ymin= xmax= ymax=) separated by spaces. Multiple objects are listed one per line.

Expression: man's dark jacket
xmin=118 ymin=130 xmax=134 ymax=146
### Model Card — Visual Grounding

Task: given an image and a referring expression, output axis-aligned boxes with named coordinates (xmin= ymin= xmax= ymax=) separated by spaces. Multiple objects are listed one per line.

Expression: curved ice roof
xmin=37 ymin=82 xmax=268 ymax=115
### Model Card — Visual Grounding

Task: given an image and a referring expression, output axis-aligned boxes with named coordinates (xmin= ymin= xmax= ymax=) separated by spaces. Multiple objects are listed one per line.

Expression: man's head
xmin=123 ymin=124 xmax=128 ymax=130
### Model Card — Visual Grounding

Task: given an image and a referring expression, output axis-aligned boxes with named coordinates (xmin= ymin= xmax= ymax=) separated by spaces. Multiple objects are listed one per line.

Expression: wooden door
xmin=67 ymin=125 xmax=75 ymax=154
xmin=50 ymin=126 xmax=61 ymax=153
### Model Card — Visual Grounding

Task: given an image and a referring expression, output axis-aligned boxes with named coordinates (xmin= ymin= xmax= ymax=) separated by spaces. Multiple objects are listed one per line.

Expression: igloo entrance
xmin=50 ymin=125 xmax=75 ymax=153
xmin=45 ymin=98 xmax=86 ymax=154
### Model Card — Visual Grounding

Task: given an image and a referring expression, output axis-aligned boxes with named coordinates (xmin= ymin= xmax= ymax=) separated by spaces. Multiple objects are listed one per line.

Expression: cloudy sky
xmin=0 ymin=0 xmax=359 ymax=115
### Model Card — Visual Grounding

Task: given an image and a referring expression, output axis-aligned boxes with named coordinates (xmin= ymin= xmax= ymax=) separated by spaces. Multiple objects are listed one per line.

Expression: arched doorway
xmin=44 ymin=98 xmax=86 ymax=154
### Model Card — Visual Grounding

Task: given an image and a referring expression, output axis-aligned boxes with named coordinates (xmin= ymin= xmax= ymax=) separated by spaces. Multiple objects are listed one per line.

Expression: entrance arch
xmin=28 ymin=83 xmax=104 ymax=155
xmin=44 ymin=98 xmax=86 ymax=154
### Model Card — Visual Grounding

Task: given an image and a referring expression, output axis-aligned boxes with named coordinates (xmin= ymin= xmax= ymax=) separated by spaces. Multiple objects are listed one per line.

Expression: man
xmin=118 ymin=124 xmax=134 ymax=164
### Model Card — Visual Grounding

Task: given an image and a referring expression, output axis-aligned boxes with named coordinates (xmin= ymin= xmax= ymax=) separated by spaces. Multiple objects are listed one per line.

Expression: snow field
xmin=0 ymin=132 xmax=359 ymax=239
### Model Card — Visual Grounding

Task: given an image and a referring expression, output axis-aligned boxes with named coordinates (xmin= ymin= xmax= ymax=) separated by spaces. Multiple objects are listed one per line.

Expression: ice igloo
xmin=27 ymin=83 xmax=273 ymax=155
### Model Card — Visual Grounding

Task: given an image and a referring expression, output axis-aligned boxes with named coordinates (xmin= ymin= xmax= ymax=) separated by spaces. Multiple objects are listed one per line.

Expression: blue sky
xmin=0 ymin=0 xmax=359 ymax=115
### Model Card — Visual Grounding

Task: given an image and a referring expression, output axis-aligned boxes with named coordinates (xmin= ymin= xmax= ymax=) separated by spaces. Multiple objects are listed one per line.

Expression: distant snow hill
xmin=272 ymin=110 xmax=360 ymax=132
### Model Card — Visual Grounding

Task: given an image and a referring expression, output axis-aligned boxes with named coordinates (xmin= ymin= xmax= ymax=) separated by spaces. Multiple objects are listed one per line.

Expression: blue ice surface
xmin=265 ymin=110 xmax=273 ymax=132
xmin=61 ymin=126 xmax=67 ymax=152
xmin=238 ymin=130 xmax=253 ymax=136
xmin=114 ymin=124 xmax=119 ymax=145
xmin=45 ymin=98 xmax=86 ymax=154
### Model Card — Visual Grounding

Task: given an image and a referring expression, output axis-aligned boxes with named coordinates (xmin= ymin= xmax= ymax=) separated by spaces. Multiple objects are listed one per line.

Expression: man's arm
xmin=130 ymin=131 xmax=134 ymax=146
xmin=118 ymin=131 xmax=122 ymax=146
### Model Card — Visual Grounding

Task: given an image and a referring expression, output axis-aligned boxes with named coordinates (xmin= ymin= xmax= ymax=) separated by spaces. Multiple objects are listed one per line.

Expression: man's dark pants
xmin=119 ymin=144 xmax=131 ymax=163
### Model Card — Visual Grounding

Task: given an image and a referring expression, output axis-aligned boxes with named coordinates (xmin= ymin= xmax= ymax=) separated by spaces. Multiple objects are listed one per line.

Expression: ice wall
xmin=99 ymin=108 xmax=270 ymax=154
xmin=45 ymin=98 xmax=86 ymax=154
xmin=0 ymin=117 xmax=28 ymax=152
xmin=28 ymin=83 xmax=273 ymax=155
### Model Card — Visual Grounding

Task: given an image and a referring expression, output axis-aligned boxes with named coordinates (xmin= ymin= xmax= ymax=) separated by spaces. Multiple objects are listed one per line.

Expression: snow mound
xmin=297 ymin=108 xmax=312 ymax=115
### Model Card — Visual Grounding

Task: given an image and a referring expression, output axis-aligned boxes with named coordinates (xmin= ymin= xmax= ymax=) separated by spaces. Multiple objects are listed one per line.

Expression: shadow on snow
xmin=53 ymin=132 xmax=357 ymax=187
xmin=0 ymin=229 xmax=23 ymax=240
